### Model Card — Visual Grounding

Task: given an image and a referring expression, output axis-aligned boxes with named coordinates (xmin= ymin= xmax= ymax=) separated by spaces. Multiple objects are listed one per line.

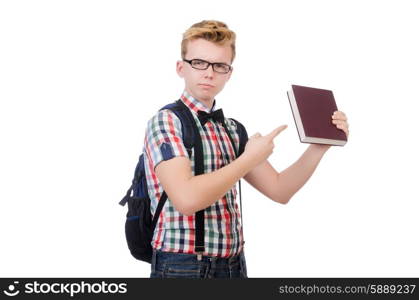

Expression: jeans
xmin=150 ymin=249 xmax=248 ymax=278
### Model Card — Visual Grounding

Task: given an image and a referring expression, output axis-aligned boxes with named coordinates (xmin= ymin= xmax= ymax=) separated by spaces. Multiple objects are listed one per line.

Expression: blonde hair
xmin=181 ymin=20 xmax=236 ymax=63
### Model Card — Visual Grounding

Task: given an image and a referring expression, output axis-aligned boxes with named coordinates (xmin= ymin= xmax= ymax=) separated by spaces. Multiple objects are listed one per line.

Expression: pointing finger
xmin=267 ymin=125 xmax=288 ymax=140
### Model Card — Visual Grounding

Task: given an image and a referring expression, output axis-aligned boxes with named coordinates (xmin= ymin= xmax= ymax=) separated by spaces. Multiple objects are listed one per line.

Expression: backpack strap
xmin=151 ymin=100 xmax=205 ymax=255
xmin=171 ymin=100 xmax=206 ymax=255
xmin=228 ymin=117 xmax=248 ymax=157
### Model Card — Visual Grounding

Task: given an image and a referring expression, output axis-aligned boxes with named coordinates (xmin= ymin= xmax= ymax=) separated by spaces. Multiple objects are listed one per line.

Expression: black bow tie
xmin=197 ymin=109 xmax=225 ymax=126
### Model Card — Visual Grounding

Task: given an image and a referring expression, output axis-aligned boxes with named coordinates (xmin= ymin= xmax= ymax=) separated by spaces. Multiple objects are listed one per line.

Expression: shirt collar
xmin=180 ymin=89 xmax=217 ymax=115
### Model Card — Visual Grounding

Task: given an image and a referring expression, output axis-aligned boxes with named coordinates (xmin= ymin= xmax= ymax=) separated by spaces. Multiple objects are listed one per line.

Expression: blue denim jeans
xmin=150 ymin=249 xmax=248 ymax=278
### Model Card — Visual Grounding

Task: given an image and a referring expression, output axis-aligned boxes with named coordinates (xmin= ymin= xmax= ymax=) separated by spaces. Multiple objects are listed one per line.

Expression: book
xmin=287 ymin=84 xmax=347 ymax=146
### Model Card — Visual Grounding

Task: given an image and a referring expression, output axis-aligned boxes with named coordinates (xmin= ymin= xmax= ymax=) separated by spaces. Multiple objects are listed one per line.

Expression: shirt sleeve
xmin=144 ymin=109 xmax=189 ymax=171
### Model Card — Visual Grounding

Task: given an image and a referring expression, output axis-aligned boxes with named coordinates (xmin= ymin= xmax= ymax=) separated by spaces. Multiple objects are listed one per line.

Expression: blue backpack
xmin=119 ymin=99 xmax=248 ymax=263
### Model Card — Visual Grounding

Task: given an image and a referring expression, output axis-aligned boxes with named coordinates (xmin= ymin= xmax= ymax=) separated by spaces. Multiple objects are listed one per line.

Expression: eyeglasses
xmin=182 ymin=58 xmax=232 ymax=74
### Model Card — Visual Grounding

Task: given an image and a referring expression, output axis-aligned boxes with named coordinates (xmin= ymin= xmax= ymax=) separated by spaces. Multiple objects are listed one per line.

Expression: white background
xmin=1 ymin=0 xmax=418 ymax=277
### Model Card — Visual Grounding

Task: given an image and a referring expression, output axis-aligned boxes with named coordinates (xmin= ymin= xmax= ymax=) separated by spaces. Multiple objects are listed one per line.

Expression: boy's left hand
xmin=331 ymin=110 xmax=349 ymax=138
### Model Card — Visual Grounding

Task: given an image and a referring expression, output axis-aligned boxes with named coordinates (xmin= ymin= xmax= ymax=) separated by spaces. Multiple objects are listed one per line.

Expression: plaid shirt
xmin=143 ymin=89 xmax=247 ymax=258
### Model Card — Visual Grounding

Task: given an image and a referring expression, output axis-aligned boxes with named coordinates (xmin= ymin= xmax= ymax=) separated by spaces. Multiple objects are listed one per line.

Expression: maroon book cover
xmin=287 ymin=84 xmax=347 ymax=146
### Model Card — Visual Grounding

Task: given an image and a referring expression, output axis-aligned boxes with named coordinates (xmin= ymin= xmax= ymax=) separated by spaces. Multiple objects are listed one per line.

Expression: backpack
xmin=119 ymin=99 xmax=248 ymax=263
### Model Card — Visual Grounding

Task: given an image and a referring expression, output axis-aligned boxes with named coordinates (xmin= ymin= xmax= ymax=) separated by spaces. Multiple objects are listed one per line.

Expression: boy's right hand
xmin=242 ymin=125 xmax=288 ymax=169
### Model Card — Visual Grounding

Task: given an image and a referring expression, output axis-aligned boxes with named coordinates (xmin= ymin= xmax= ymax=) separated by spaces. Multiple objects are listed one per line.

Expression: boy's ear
xmin=176 ymin=60 xmax=184 ymax=78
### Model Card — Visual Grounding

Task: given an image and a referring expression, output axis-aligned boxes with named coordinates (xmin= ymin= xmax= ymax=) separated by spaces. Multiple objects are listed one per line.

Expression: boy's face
xmin=176 ymin=38 xmax=233 ymax=104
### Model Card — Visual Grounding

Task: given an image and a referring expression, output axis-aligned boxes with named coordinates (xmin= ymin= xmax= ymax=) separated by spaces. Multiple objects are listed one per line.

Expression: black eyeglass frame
xmin=182 ymin=58 xmax=232 ymax=74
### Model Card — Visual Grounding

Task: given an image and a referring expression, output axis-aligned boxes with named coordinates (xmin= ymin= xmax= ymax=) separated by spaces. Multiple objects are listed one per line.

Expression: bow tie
xmin=197 ymin=109 xmax=225 ymax=126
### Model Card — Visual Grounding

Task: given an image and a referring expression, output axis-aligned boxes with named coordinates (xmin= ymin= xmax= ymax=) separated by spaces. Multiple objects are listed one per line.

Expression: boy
xmin=144 ymin=20 xmax=349 ymax=278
